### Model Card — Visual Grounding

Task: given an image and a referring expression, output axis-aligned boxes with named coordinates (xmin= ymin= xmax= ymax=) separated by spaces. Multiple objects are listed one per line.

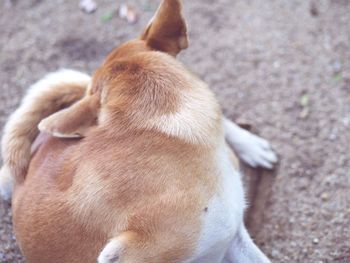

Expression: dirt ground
xmin=0 ymin=0 xmax=349 ymax=262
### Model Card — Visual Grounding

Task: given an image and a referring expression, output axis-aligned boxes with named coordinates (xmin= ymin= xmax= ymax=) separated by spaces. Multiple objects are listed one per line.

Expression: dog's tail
xmin=0 ymin=69 xmax=90 ymax=195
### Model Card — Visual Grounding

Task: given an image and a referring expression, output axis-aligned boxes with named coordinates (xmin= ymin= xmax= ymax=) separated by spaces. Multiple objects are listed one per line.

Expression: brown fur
xmin=2 ymin=80 xmax=87 ymax=182
xmin=38 ymin=92 xmax=100 ymax=137
xmin=14 ymin=128 xmax=218 ymax=262
xmin=6 ymin=0 xmax=230 ymax=262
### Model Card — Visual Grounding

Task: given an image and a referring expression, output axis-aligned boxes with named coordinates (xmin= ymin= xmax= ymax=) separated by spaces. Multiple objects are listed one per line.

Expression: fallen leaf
xmin=119 ymin=3 xmax=139 ymax=24
xmin=333 ymin=74 xmax=342 ymax=83
xmin=101 ymin=11 xmax=115 ymax=23
xmin=300 ymin=94 xmax=309 ymax=107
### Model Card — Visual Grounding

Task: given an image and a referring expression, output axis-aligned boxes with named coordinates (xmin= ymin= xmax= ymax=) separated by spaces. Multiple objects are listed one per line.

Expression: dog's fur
xmin=0 ymin=70 xmax=90 ymax=201
xmin=0 ymin=1 xmax=277 ymax=262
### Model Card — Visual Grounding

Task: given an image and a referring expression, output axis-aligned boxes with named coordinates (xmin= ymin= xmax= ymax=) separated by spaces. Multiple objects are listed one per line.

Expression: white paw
xmin=98 ymin=253 xmax=119 ymax=263
xmin=98 ymin=238 xmax=122 ymax=263
xmin=224 ymin=119 xmax=278 ymax=169
xmin=234 ymin=131 xmax=278 ymax=169
xmin=0 ymin=165 xmax=13 ymax=202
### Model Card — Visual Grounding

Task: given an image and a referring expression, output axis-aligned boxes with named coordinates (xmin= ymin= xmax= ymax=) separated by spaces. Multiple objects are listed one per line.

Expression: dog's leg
xmin=223 ymin=118 xmax=277 ymax=169
xmin=98 ymin=232 xmax=140 ymax=263
xmin=98 ymin=237 xmax=123 ymax=263
xmin=222 ymin=226 xmax=270 ymax=263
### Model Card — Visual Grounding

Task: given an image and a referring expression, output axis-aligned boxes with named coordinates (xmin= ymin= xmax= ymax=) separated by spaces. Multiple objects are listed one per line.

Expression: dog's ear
xmin=38 ymin=95 xmax=99 ymax=138
xmin=140 ymin=0 xmax=188 ymax=56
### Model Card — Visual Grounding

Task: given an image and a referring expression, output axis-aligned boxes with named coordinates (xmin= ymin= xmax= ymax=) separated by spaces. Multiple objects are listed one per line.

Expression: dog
xmin=0 ymin=0 xmax=277 ymax=262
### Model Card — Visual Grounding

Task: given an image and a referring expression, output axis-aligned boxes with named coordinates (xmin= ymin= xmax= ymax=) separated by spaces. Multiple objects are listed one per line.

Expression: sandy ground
xmin=0 ymin=0 xmax=349 ymax=262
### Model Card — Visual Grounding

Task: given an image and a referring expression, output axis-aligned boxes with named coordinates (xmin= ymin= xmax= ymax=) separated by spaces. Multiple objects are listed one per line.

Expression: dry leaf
xmin=119 ymin=3 xmax=139 ymax=24
xmin=101 ymin=11 xmax=115 ymax=23
xmin=300 ymin=94 xmax=309 ymax=107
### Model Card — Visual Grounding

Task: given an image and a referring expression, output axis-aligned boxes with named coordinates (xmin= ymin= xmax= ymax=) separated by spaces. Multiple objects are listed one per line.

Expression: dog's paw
xmin=0 ymin=165 xmax=13 ymax=202
xmin=98 ymin=238 xmax=122 ymax=263
xmin=98 ymin=253 xmax=119 ymax=263
xmin=224 ymin=118 xmax=278 ymax=170
xmin=232 ymin=131 xmax=278 ymax=169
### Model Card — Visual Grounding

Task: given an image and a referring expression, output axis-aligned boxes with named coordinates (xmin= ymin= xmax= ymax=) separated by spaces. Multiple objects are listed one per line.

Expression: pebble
xmin=300 ymin=108 xmax=309 ymax=119
xmin=271 ymin=249 xmax=279 ymax=258
xmin=342 ymin=117 xmax=350 ymax=126
xmin=328 ymin=133 xmax=337 ymax=141
xmin=321 ymin=192 xmax=329 ymax=201
xmin=273 ymin=61 xmax=281 ymax=68
xmin=79 ymin=0 xmax=98 ymax=14
xmin=331 ymin=61 xmax=342 ymax=74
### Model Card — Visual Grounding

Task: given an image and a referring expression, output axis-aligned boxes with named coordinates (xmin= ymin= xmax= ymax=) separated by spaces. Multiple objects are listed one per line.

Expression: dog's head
xmin=39 ymin=0 xmax=220 ymax=144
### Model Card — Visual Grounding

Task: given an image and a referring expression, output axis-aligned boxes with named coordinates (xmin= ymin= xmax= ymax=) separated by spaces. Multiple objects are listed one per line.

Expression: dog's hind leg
xmin=223 ymin=118 xmax=278 ymax=169
xmin=98 ymin=232 xmax=142 ymax=263
xmin=0 ymin=69 xmax=90 ymax=201
xmin=98 ymin=237 xmax=124 ymax=263
xmin=223 ymin=226 xmax=270 ymax=263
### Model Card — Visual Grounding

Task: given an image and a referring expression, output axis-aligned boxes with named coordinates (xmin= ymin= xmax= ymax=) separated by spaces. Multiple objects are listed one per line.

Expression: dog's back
xmin=14 ymin=121 xmax=224 ymax=262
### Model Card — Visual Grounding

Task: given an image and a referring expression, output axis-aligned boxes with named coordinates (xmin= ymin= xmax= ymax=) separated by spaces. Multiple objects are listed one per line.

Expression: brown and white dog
xmin=0 ymin=0 xmax=277 ymax=262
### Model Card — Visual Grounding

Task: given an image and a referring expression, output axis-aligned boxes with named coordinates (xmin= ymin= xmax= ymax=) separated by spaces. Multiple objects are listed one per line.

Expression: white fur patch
xmin=148 ymin=82 xmax=220 ymax=146
xmin=185 ymin=142 xmax=245 ymax=263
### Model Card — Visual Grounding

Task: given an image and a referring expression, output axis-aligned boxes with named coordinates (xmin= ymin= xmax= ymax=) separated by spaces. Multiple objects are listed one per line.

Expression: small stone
xmin=300 ymin=108 xmax=309 ymax=119
xmin=331 ymin=61 xmax=342 ymax=74
xmin=313 ymin=238 xmax=319 ymax=244
xmin=80 ymin=0 xmax=98 ymax=14
xmin=271 ymin=249 xmax=279 ymax=257
xmin=273 ymin=61 xmax=280 ymax=68
xmin=321 ymin=192 xmax=329 ymax=201
xmin=328 ymin=133 xmax=337 ymax=141
xmin=342 ymin=117 xmax=350 ymax=126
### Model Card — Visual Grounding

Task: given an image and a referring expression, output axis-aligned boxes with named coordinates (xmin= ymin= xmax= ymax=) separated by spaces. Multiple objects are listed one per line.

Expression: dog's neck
xmin=145 ymin=82 xmax=223 ymax=146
